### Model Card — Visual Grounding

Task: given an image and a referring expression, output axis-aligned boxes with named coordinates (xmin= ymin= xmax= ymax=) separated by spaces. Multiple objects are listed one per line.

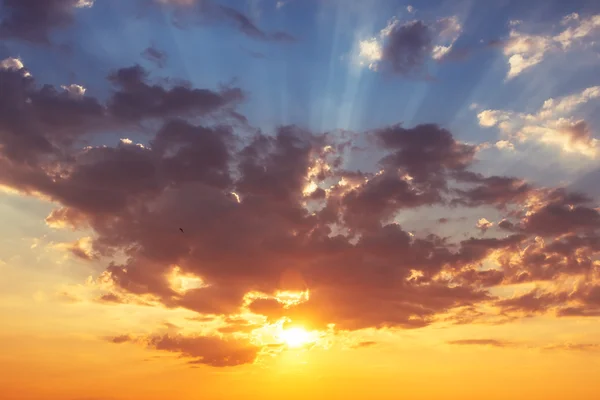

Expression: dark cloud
xmin=378 ymin=20 xmax=433 ymax=76
xmin=217 ymin=4 xmax=295 ymax=42
xmin=108 ymin=334 xmax=259 ymax=367
xmin=0 ymin=61 xmax=104 ymax=164
xmin=447 ymin=339 xmax=511 ymax=347
xmin=376 ymin=123 xmax=476 ymax=184
xmin=494 ymin=188 xmax=600 ymax=236
xmin=142 ymin=45 xmax=168 ymax=68
xmin=107 ymin=65 xmax=244 ymax=121
xmin=158 ymin=0 xmax=295 ymax=43
xmin=0 ymin=0 xmax=91 ymax=44
xmin=110 ymin=334 xmax=132 ymax=344
xmin=333 ymin=123 xmax=478 ymax=229
xmin=496 ymin=290 xmax=568 ymax=315
xmin=0 ymin=61 xmax=241 ymax=169
xmin=150 ymin=334 xmax=259 ymax=367
xmin=522 ymin=203 xmax=600 ymax=236
xmin=453 ymin=175 xmax=532 ymax=208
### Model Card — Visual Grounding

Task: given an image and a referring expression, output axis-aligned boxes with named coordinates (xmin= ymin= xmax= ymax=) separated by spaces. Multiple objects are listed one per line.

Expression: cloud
xmin=61 ymin=84 xmax=87 ymax=99
xmin=142 ymin=46 xmax=168 ymax=68
xmin=0 ymin=58 xmax=241 ymax=164
xmin=351 ymin=341 xmax=378 ymax=349
xmin=110 ymin=334 xmax=132 ymax=344
xmin=107 ymin=64 xmax=244 ymax=121
xmin=448 ymin=339 xmax=600 ymax=352
xmin=477 ymin=86 xmax=600 ymax=157
xmin=0 ymin=57 xmax=105 ymax=163
xmin=452 ymin=175 xmax=532 ymax=208
xmin=109 ymin=333 xmax=259 ymax=367
xmin=3 ymin=55 xmax=600 ymax=343
xmin=476 ymin=218 xmax=493 ymax=233
xmin=495 ymin=140 xmax=514 ymax=151
xmin=543 ymin=342 xmax=600 ymax=351
xmin=431 ymin=16 xmax=463 ymax=61
xmin=156 ymin=0 xmax=295 ymax=42
xmin=493 ymin=279 xmax=600 ymax=319
xmin=357 ymin=15 xmax=463 ymax=76
xmin=447 ymin=339 xmax=511 ymax=347
xmin=0 ymin=0 xmax=93 ymax=44
xmin=48 ymin=236 xmax=97 ymax=260
xmin=0 ymin=57 xmax=29 ymax=74
xmin=501 ymin=13 xmax=600 ymax=79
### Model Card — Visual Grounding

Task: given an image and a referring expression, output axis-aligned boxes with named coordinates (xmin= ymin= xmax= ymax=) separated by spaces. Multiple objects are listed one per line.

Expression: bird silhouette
xmin=179 ymin=228 xmax=184 ymax=233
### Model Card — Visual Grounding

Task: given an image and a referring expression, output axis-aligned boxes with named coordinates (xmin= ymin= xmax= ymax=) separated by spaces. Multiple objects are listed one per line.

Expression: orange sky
xmin=2 ymin=192 xmax=600 ymax=400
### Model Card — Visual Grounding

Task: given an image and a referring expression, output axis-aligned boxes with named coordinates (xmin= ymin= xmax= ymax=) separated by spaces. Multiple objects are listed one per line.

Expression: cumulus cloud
xmin=357 ymin=15 xmax=463 ymax=76
xmin=501 ymin=13 xmax=600 ymax=79
xmin=2 ymin=50 xmax=600 ymax=365
xmin=0 ymin=58 xmax=241 ymax=165
xmin=0 ymin=58 xmax=525 ymax=334
xmin=477 ymin=86 xmax=600 ymax=157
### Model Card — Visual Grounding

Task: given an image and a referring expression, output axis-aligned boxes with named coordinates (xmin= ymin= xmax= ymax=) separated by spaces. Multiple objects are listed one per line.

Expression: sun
xmin=278 ymin=327 xmax=313 ymax=348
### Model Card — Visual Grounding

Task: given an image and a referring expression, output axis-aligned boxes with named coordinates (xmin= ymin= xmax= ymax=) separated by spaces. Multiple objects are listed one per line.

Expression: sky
xmin=1 ymin=0 xmax=600 ymax=399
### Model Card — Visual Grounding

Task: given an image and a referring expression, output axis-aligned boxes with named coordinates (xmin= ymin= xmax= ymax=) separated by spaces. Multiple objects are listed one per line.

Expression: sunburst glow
xmin=278 ymin=327 xmax=316 ymax=348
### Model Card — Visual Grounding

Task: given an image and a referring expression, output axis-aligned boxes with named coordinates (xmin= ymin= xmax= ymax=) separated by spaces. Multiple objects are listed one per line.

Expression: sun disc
xmin=279 ymin=327 xmax=312 ymax=348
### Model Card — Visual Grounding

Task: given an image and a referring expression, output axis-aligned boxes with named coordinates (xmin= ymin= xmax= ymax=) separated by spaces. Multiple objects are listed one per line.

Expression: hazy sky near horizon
xmin=1 ymin=0 xmax=600 ymax=399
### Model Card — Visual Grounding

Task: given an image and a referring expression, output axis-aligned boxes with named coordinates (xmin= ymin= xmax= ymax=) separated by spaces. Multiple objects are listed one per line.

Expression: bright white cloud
xmin=358 ymin=37 xmax=383 ymax=70
xmin=61 ymin=84 xmax=87 ymax=98
xmin=75 ymin=0 xmax=95 ymax=7
xmin=495 ymin=140 xmax=515 ymax=151
xmin=477 ymin=110 xmax=504 ymax=127
xmin=431 ymin=16 xmax=462 ymax=60
xmin=0 ymin=57 xmax=31 ymax=77
xmin=477 ymin=86 xmax=600 ymax=157
xmin=503 ymin=13 xmax=600 ymax=79
xmin=0 ymin=57 xmax=25 ymax=71
xmin=476 ymin=218 xmax=493 ymax=232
